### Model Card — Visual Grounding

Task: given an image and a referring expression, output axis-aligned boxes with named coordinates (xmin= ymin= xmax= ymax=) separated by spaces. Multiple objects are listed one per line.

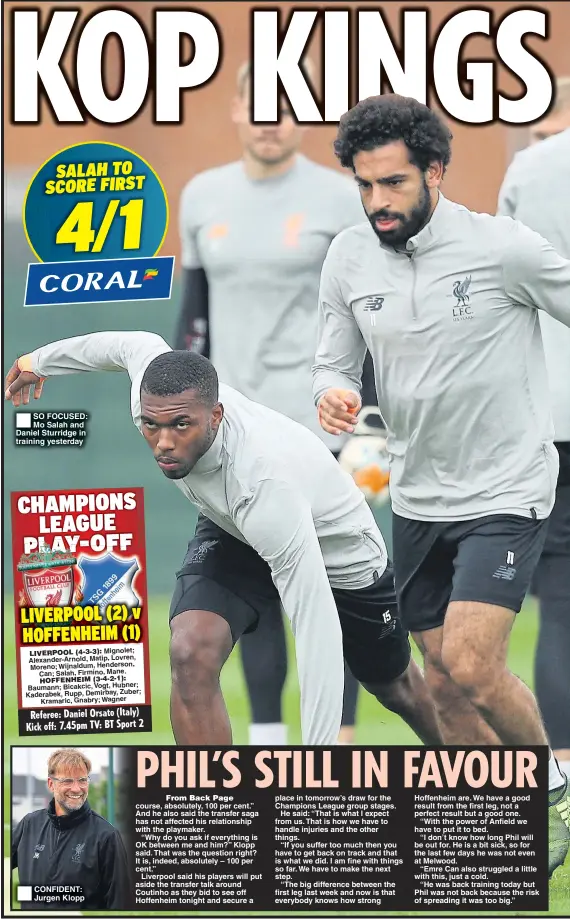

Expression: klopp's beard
xmin=369 ymin=180 xmax=432 ymax=247
xmin=55 ymin=791 xmax=87 ymax=813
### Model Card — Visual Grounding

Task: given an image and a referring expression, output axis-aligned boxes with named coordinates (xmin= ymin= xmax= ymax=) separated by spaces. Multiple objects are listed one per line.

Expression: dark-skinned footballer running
xmin=5 ymin=333 xmax=442 ymax=752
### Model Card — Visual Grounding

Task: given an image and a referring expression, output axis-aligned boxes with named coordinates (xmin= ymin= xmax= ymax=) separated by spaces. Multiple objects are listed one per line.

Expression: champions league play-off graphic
xmin=11 ymin=487 xmax=152 ymax=736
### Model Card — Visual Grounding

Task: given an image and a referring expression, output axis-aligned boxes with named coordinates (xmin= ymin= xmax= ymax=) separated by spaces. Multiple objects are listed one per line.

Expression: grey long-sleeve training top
xmin=27 ymin=331 xmax=388 ymax=745
xmin=179 ymin=154 xmax=364 ymax=449
xmin=313 ymin=193 xmax=570 ymax=522
xmin=497 ymin=128 xmax=570 ymax=442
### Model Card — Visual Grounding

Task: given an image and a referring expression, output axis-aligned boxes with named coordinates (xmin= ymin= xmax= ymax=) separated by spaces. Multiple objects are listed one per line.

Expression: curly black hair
xmin=334 ymin=95 xmax=453 ymax=174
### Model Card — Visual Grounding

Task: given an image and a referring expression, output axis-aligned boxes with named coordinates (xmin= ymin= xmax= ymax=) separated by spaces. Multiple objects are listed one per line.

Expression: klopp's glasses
xmin=49 ymin=775 xmax=90 ymax=787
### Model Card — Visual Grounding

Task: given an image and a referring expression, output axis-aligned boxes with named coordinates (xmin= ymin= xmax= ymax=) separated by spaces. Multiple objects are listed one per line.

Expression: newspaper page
xmin=3 ymin=2 xmax=569 ymax=917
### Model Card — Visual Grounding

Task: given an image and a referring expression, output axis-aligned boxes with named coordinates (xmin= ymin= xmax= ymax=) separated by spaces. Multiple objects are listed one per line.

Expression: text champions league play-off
xmin=10 ymin=488 xmax=152 ymax=735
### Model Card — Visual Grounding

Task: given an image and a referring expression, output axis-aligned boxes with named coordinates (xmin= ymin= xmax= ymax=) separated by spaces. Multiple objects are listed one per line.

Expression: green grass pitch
xmin=4 ymin=596 xmax=569 ymax=916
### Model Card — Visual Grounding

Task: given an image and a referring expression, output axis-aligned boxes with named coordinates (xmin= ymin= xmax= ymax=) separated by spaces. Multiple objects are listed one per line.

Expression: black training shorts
xmin=392 ymin=512 xmax=549 ymax=632
xmin=169 ymin=515 xmax=411 ymax=684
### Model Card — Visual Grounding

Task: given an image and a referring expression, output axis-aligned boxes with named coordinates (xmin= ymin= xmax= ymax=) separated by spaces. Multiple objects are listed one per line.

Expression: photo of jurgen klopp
xmin=11 ymin=748 xmax=132 ymax=910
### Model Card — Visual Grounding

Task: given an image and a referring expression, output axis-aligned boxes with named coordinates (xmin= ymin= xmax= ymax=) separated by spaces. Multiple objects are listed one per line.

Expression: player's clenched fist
xmin=318 ymin=388 xmax=362 ymax=435
xmin=4 ymin=355 xmax=46 ymax=406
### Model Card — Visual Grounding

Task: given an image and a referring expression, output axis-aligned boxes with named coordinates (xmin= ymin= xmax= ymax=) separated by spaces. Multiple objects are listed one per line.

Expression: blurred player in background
xmin=313 ymin=94 xmax=570 ymax=877
xmin=498 ymin=88 xmax=570 ymax=781
xmin=528 ymin=76 xmax=570 ymax=144
xmin=174 ymin=61 xmax=376 ymax=745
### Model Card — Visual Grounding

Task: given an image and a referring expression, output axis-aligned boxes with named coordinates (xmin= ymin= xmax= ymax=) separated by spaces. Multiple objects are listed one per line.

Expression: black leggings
xmin=533 ymin=478 xmax=570 ymax=751
xmin=239 ymin=604 xmax=360 ymax=725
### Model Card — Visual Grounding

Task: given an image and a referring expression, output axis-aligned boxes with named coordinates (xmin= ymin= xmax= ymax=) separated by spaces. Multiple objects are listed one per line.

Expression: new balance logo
xmin=378 ymin=610 xmax=396 ymax=640
xmin=494 ymin=550 xmax=516 ymax=579
xmin=364 ymin=295 xmax=384 ymax=326
xmin=493 ymin=565 xmax=517 ymax=581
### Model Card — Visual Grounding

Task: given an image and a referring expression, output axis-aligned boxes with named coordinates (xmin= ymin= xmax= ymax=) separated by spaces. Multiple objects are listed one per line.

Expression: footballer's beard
xmin=368 ymin=180 xmax=433 ymax=248
xmin=55 ymin=790 xmax=87 ymax=813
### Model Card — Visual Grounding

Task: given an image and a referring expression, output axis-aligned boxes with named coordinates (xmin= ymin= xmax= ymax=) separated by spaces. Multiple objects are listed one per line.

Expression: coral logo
xmin=25 ymin=256 xmax=174 ymax=307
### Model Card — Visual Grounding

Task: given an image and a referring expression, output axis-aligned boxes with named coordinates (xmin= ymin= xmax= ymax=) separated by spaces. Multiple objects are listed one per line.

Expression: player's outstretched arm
xmin=233 ymin=479 xmax=345 ymax=746
xmin=5 ymin=332 xmax=171 ymax=407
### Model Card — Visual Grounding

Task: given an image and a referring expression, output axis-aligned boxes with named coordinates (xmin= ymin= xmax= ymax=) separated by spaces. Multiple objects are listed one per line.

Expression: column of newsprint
xmin=125 ymin=746 xmax=548 ymax=911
